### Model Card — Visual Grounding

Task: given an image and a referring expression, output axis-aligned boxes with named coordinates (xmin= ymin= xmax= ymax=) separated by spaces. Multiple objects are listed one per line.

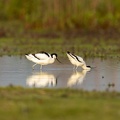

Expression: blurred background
xmin=0 ymin=0 xmax=120 ymax=33
xmin=0 ymin=0 xmax=120 ymax=57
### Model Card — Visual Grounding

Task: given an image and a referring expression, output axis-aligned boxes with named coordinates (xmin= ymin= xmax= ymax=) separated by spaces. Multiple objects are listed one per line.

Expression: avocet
xmin=66 ymin=51 xmax=91 ymax=70
xmin=25 ymin=51 xmax=61 ymax=70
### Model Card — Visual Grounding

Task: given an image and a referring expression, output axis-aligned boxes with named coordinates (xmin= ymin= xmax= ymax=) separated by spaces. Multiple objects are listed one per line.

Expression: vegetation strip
xmin=0 ymin=87 xmax=120 ymax=120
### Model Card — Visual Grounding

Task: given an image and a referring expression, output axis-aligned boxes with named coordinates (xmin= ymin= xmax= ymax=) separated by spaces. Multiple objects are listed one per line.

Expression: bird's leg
xmin=75 ymin=66 xmax=78 ymax=70
xmin=73 ymin=65 xmax=76 ymax=69
xmin=40 ymin=65 xmax=42 ymax=70
xmin=73 ymin=65 xmax=77 ymax=72
xmin=32 ymin=63 xmax=37 ymax=70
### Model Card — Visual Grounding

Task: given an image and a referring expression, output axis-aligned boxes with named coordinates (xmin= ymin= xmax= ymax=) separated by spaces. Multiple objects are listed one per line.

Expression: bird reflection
xmin=67 ymin=70 xmax=89 ymax=87
xmin=26 ymin=72 xmax=57 ymax=88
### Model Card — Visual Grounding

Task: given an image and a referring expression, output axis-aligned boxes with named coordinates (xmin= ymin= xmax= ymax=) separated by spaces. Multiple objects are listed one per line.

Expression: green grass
xmin=0 ymin=87 xmax=120 ymax=120
xmin=0 ymin=0 xmax=120 ymax=31
xmin=0 ymin=37 xmax=120 ymax=58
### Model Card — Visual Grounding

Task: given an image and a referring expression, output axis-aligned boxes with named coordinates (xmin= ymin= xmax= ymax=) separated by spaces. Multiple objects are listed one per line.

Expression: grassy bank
xmin=0 ymin=87 xmax=120 ymax=120
xmin=0 ymin=36 xmax=120 ymax=58
xmin=0 ymin=0 xmax=120 ymax=31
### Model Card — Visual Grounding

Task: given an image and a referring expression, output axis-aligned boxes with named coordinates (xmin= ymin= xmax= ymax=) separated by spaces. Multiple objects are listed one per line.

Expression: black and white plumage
xmin=25 ymin=51 xmax=60 ymax=70
xmin=66 ymin=51 xmax=91 ymax=70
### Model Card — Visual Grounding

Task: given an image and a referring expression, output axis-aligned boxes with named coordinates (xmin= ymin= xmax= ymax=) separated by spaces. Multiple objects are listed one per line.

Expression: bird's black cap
xmin=51 ymin=53 xmax=57 ymax=57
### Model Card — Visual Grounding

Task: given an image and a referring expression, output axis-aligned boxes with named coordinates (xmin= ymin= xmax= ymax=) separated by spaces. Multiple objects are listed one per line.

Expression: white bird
xmin=25 ymin=51 xmax=61 ymax=70
xmin=26 ymin=72 xmax=56 ymax=88
xmin=67 ymin=70 xmax=88 ymax=87
xmin=66 ymin=51 xmax=91 ymax=70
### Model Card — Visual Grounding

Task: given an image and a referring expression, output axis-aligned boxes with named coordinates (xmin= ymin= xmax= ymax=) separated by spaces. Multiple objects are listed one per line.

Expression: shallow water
xmin=0 ymin=56 xmax=120 ymax=92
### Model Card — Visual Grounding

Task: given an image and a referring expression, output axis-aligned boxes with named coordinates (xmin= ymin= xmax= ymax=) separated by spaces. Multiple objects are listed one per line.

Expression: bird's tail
xmin=25 ymin=54 xmax=34 ymax=62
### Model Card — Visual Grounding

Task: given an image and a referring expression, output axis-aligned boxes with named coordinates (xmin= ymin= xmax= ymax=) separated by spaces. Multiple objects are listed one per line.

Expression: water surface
xmin=0 ymin=56 xmax=120 ymax=92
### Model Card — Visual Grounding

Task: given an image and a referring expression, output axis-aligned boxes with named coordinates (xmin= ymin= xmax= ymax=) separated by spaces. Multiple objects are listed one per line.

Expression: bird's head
xmin=82 ymin=65 xmax=91 ymax=71
xmin=51 ymin=53 xmax=57 ymax=58
xmin=51 ymin=53 xmax=61 ymax=63
xmin=87 ymin=66 xmax=91 ymax=68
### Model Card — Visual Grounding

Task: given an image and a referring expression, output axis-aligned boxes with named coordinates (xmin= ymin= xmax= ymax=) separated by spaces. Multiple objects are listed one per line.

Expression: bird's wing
xmin=67 ymin=51 xmax=86 ymax=65
xmin=70 ymin=53 xmax=85 ymax=63
xmin=67 ymin=52 xmax=76 ymax=60
xmin=34 ymin=52 xmax=50 ymax=60
xmin=76 ymin=55 xmax=86 ymax=64
xmin=25 ymin=54 xmax=38 ymax=61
